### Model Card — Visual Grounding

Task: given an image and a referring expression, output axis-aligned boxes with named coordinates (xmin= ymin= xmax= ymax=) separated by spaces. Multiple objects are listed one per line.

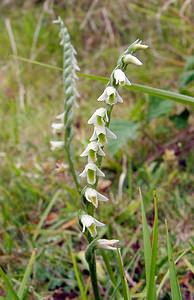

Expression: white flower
xmin=50 ymin=140 xmax=64 ymax=151
xmin=51 ymin=123 xmax=64 ymax=134
xmin=88 ymin=108 xmax=108 ymax=126
xmin=123 ymin=53 xmax=142 ymax=66
xmin=81 ymin=214 xmax=105 ymax=237
xmin=97 ymin=239 xmax=119 ymax=251
xmin=79 ymin=163 xmax=105 ymax=185
xmin=56 ymin=112 xmax=65 ymax=122
xmin=90 ymin=126 xmax=117 ymax=145
xmin=85 ymin=187 xmax=108 ymax=208
xmin=113 ymin=69 xmax=131 ymax=86
xmin=97 ymin=86 xmax=123 ymax=105
xmin=80 ymin=141 xmax=105 ymax=162
xmin=132 ymin=42 xmax=148 ymax=51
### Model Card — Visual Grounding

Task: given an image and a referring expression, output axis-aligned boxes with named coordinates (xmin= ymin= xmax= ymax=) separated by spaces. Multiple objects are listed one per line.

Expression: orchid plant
xmin=51 ymin=16 xmax=148 ymax=300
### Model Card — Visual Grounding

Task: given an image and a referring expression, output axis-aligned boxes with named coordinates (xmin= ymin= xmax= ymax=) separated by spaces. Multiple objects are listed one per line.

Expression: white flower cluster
xmin=79 ymin=40 xmax=148 ymax=244
xmin=50 ymin=17 xmax=79 ymax=152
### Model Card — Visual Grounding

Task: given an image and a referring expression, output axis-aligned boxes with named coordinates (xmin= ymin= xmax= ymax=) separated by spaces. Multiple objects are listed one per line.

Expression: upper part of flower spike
xmin=50 ymin=140 xmax=64 ymax=151
xmin=131 ymin=41 xmax=148 ymax=51
xmin=79 ymin=162 xmax=105 ymax=185
xmin=113 ymin=69 xmax=131 ymax=86
xmin=81 ymin=214 xmax=105 ymax=237
xmin=80 ymin=141 xmax=105 ymax=162
xmin=88 ymin=108 xmax=109 ymax=126
xmin=97 ymin=239 xmax=119 ymax=251
xmin=90 ymin=126 xmax=117 ymax=145
xmin=51 ymin=123 xmax=64 ymax=134
xmin=97 ymin=86 xmax=123 ymax=105
xmin=85 ymin=187 xmax=108 ymax=208
xmin=123 ymin=53 xmax=142 ymax=66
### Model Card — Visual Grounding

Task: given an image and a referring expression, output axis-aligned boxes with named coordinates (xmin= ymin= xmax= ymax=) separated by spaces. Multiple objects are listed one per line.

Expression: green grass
xmin=0 ymin=1 xmax=193 ymax=299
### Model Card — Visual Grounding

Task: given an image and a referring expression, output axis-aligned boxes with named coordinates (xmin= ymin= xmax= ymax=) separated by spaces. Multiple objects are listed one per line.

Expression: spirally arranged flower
xmin=79 ymin=39 xmax=148 ymax=242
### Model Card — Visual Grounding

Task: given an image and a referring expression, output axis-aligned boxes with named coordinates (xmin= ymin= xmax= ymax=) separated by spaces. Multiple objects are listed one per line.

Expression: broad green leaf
xmin=139 ymin=189 xmax=151 ymax=284
xmin=0 ymin=266 xmax=20 ymax=300
xmin=166 ymin=221 xmax=183 ymax=300
xmin=147 ymin=96 xmax=174 ymax=121
xmin=147 ymin=192 xmax=158 ymax=300
xmin=109 ymin=120 xmax=139 ymax=155
xmin=17 ymin=249 xmax=36 ymax=299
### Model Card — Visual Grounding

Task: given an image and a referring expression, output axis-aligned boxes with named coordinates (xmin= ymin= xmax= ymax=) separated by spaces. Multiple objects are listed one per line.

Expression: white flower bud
xmin=113 ymin=69 xmax=131 ymax=86
xmin=79 ymin=163 xmax=105 ymax=185
xmin=132 ymin=43 xmax=148 ymax=51
xmin=97 ymin=239 xmax=119 ymax=250
xmin=97 ymin=86 xmax=123 ymax=105
xmin=88 ymin=108 xmax=109 ymax=126
xmin=50 ymin=141 xmax=64 ymax=151
xmin=80 ymin=141 xmax=105 ymax=162
xmin=51 ymin=123 xmax=64 ymax=134
xmin=85 ymin=187 xmax=108 ymax=208
xmin=90 ymin=126 xmax=117 ymax=145
xmin=123 ymin=53 xmax=142 ymax=66
xmin=81 ymin=214 xmax=105 ymax=237
xmin=56 ymin=112 xmax=65 ymax=122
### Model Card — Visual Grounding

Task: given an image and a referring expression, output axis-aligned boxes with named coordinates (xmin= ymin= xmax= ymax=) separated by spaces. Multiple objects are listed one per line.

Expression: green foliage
xmin=147 ymin=96 xmax=174 ymax=122
xmin=109 ymin=120 xmax=139 ymax=155
xmin=179 ymin=56 xmax=194 ymax=88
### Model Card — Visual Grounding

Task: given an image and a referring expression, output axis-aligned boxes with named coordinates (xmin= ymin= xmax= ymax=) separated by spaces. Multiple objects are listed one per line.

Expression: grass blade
xmin=183 ymin=258 xmax=194 ymax=274
xmin=139 ymin=188 xmax=151 ymax=283
xmin=166 ymin=221 xmax=182 ymax=300
xmin=0 ymin=266 xmax=20 ymax=300
xmin=71 ymin=251 xmax=88 ymax=300
xmin=157 ymin=247 xmax=190 ymax=296
xmin=13 ymin=55 xmax=194 ymax=107
xmin=33 ymin=190 xmax=61 ymax=241
xmin=116 ymin=248 xmax=130 ymax=300
xmin=146 ymin=191 xmax=158 ymax=300
xmin=17 ymin=249 xmax=36 ymax=299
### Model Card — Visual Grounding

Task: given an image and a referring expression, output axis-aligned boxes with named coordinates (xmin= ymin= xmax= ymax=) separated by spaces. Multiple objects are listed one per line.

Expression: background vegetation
xmin=0 ymin=0 xmax=193 ymax=299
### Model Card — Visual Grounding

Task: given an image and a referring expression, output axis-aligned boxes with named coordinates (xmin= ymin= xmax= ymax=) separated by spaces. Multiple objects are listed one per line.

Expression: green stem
xmin=86 ymin=240 xmax=101 ymax=300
